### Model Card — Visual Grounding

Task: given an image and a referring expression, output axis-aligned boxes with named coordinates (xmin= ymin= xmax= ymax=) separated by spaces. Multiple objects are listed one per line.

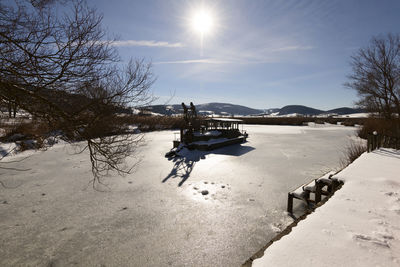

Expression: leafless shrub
xmin=357 ymin=117 xmax=400 ymax=139
xmin=341 ymin=140 xmax=367 ymax=167
xmin=0 ymin=120 xmax=49 ymax=140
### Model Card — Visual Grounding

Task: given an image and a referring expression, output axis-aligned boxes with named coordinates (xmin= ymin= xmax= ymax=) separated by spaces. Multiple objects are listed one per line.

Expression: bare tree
xmin=0 ymin=94 xmax=18 ymax=118
xmin=0 ymin=0 xmax=155 ymax=183
xmin=345 ymin=34 xmax=400 ymax=119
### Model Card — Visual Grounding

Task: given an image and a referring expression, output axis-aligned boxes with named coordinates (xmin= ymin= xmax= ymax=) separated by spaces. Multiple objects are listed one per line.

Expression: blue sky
xmin=89 ymin=0 xmax=400 ymax=110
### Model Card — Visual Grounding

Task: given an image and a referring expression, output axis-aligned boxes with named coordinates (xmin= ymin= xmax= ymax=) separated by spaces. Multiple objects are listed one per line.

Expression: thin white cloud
xmin=111 ymin=40 xmax=184 ymax=48
xmin=154 ymin=58 xmax=230 ymax=64
xmin=271 ymin=45 xmax=314 ymax=52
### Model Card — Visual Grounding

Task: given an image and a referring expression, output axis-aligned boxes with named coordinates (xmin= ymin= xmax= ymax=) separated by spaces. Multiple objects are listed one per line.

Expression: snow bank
xmin=253 ymin=148 xmax=400 ymax=267
xmin=0 ymin=132 xmax=67 ymax=160
xmin=334 ymin=113 xmax=370 ymax=118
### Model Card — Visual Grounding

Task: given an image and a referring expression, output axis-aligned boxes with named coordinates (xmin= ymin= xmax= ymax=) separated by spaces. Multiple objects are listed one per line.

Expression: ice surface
xmin=0 ymin=124 xmax=358 ymax=266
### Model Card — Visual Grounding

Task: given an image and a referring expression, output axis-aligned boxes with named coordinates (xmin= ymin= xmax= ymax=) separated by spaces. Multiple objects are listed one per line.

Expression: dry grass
xmin=341 ymin=140 xmax=367 ymax=167
xmin=0 ymin=118 xmax=53 ymax=150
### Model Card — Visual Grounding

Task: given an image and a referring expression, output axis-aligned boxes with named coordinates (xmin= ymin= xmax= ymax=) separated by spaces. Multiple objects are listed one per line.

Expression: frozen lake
xmin=0 ymin=124 xmax=357 ymax=266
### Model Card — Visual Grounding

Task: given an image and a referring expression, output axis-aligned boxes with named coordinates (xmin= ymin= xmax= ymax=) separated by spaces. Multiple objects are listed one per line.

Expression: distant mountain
xmin=326 ymin=107 xmax=365 ymax=115
xmin=145 ymin=102 xmax=263 ymax=116
xmin=144 ymin=104 xmax=180 ymax=115
xmin=278 ymin=105 xmax=324 ymax=116
xmin=143 ymin=103 xmax=364 ymax=117
xmin=277 ymin=105 xmax=365 ymax=116
xmin=196 ymin=102 xmax=263 ymax=116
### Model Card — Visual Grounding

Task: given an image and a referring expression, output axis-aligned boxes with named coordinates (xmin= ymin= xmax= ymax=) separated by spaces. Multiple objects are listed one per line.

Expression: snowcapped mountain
xmin=143 ymin=103 xmax=364 ymax=117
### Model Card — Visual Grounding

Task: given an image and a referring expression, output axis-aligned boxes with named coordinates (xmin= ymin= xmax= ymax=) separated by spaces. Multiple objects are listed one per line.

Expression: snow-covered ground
xmin=0 ymin=124 xmax=358 ymax=266
xmin=333 ymin=112 xmax=370 ymax=118
xmin=253 ymin=148 xmax=400 ymax=267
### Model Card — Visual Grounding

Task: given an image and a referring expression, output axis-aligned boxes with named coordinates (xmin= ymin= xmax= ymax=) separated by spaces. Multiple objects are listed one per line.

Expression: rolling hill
xmin=278 ymin=105 xmax=324 ymax=116
xmin=143 ymin=103 xmax=364 ymax=117
xmin=145 ymin=102 xmax=263 ymax=116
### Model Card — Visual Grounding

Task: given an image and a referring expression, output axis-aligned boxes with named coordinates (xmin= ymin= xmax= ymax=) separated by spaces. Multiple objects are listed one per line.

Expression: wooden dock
xmin=287 ymin=172 xmax=343 ymax=214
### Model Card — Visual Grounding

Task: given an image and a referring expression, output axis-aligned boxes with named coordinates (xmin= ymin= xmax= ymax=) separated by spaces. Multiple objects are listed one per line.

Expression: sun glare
xmin=191 ymin=9 xmax=213 ymax=35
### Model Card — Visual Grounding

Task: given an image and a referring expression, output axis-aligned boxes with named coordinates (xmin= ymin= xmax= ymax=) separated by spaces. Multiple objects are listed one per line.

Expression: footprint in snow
xmin=353 ymin=234 xmax=391 ymax=248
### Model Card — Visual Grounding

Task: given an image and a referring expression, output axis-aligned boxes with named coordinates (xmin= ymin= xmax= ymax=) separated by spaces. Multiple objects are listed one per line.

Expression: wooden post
xmin=377 ymin=134 xmax=381 ymax=149
xmin=304 ymin=190 xmax=311 ymax=207
xmin=372 ymin=134 xmax=376 ymax=150
xmin=372 ymin=131 xmax=378 ymax=150
xmin=315 ymin=180 xmax=322 ymax=203
xmin=180 ymin=128 xmax=183 ymax=142
xmin=367 ymin=134 xmax=372 ymax=152
xmin=287 ymin=193 xmax=293 ymax=213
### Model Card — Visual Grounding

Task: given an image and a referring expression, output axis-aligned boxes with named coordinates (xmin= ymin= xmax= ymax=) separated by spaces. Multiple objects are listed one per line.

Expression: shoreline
xmin=249 ymin=148 xmax=400 ymax=267
xmin=242 ymin=182 xmax=343 ymax=266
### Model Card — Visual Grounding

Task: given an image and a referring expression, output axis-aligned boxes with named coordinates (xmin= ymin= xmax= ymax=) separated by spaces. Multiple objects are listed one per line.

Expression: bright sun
xmin=191 ymin=9 xmax=213 ymax=35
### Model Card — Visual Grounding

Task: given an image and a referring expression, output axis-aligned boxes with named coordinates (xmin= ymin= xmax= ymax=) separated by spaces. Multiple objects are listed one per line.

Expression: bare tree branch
xmin=345 ymin=33 xmax=400 ymax=121
xmin=0 ymin=0 xmax=155 ymax=184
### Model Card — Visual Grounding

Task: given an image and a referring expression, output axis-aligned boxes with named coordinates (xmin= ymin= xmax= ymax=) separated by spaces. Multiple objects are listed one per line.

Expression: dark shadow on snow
xmin=372 ymin=148 xmax=400 ymax=159
xmin=162 ymin=156 xmax=199 ymax=187
xmin=0 ymin=157 xmax=32 ymax=188
xmin=0 ymin=147 xmax=10 ymax=157
xmin=162 ymin=144 xmax=255 ymax=187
